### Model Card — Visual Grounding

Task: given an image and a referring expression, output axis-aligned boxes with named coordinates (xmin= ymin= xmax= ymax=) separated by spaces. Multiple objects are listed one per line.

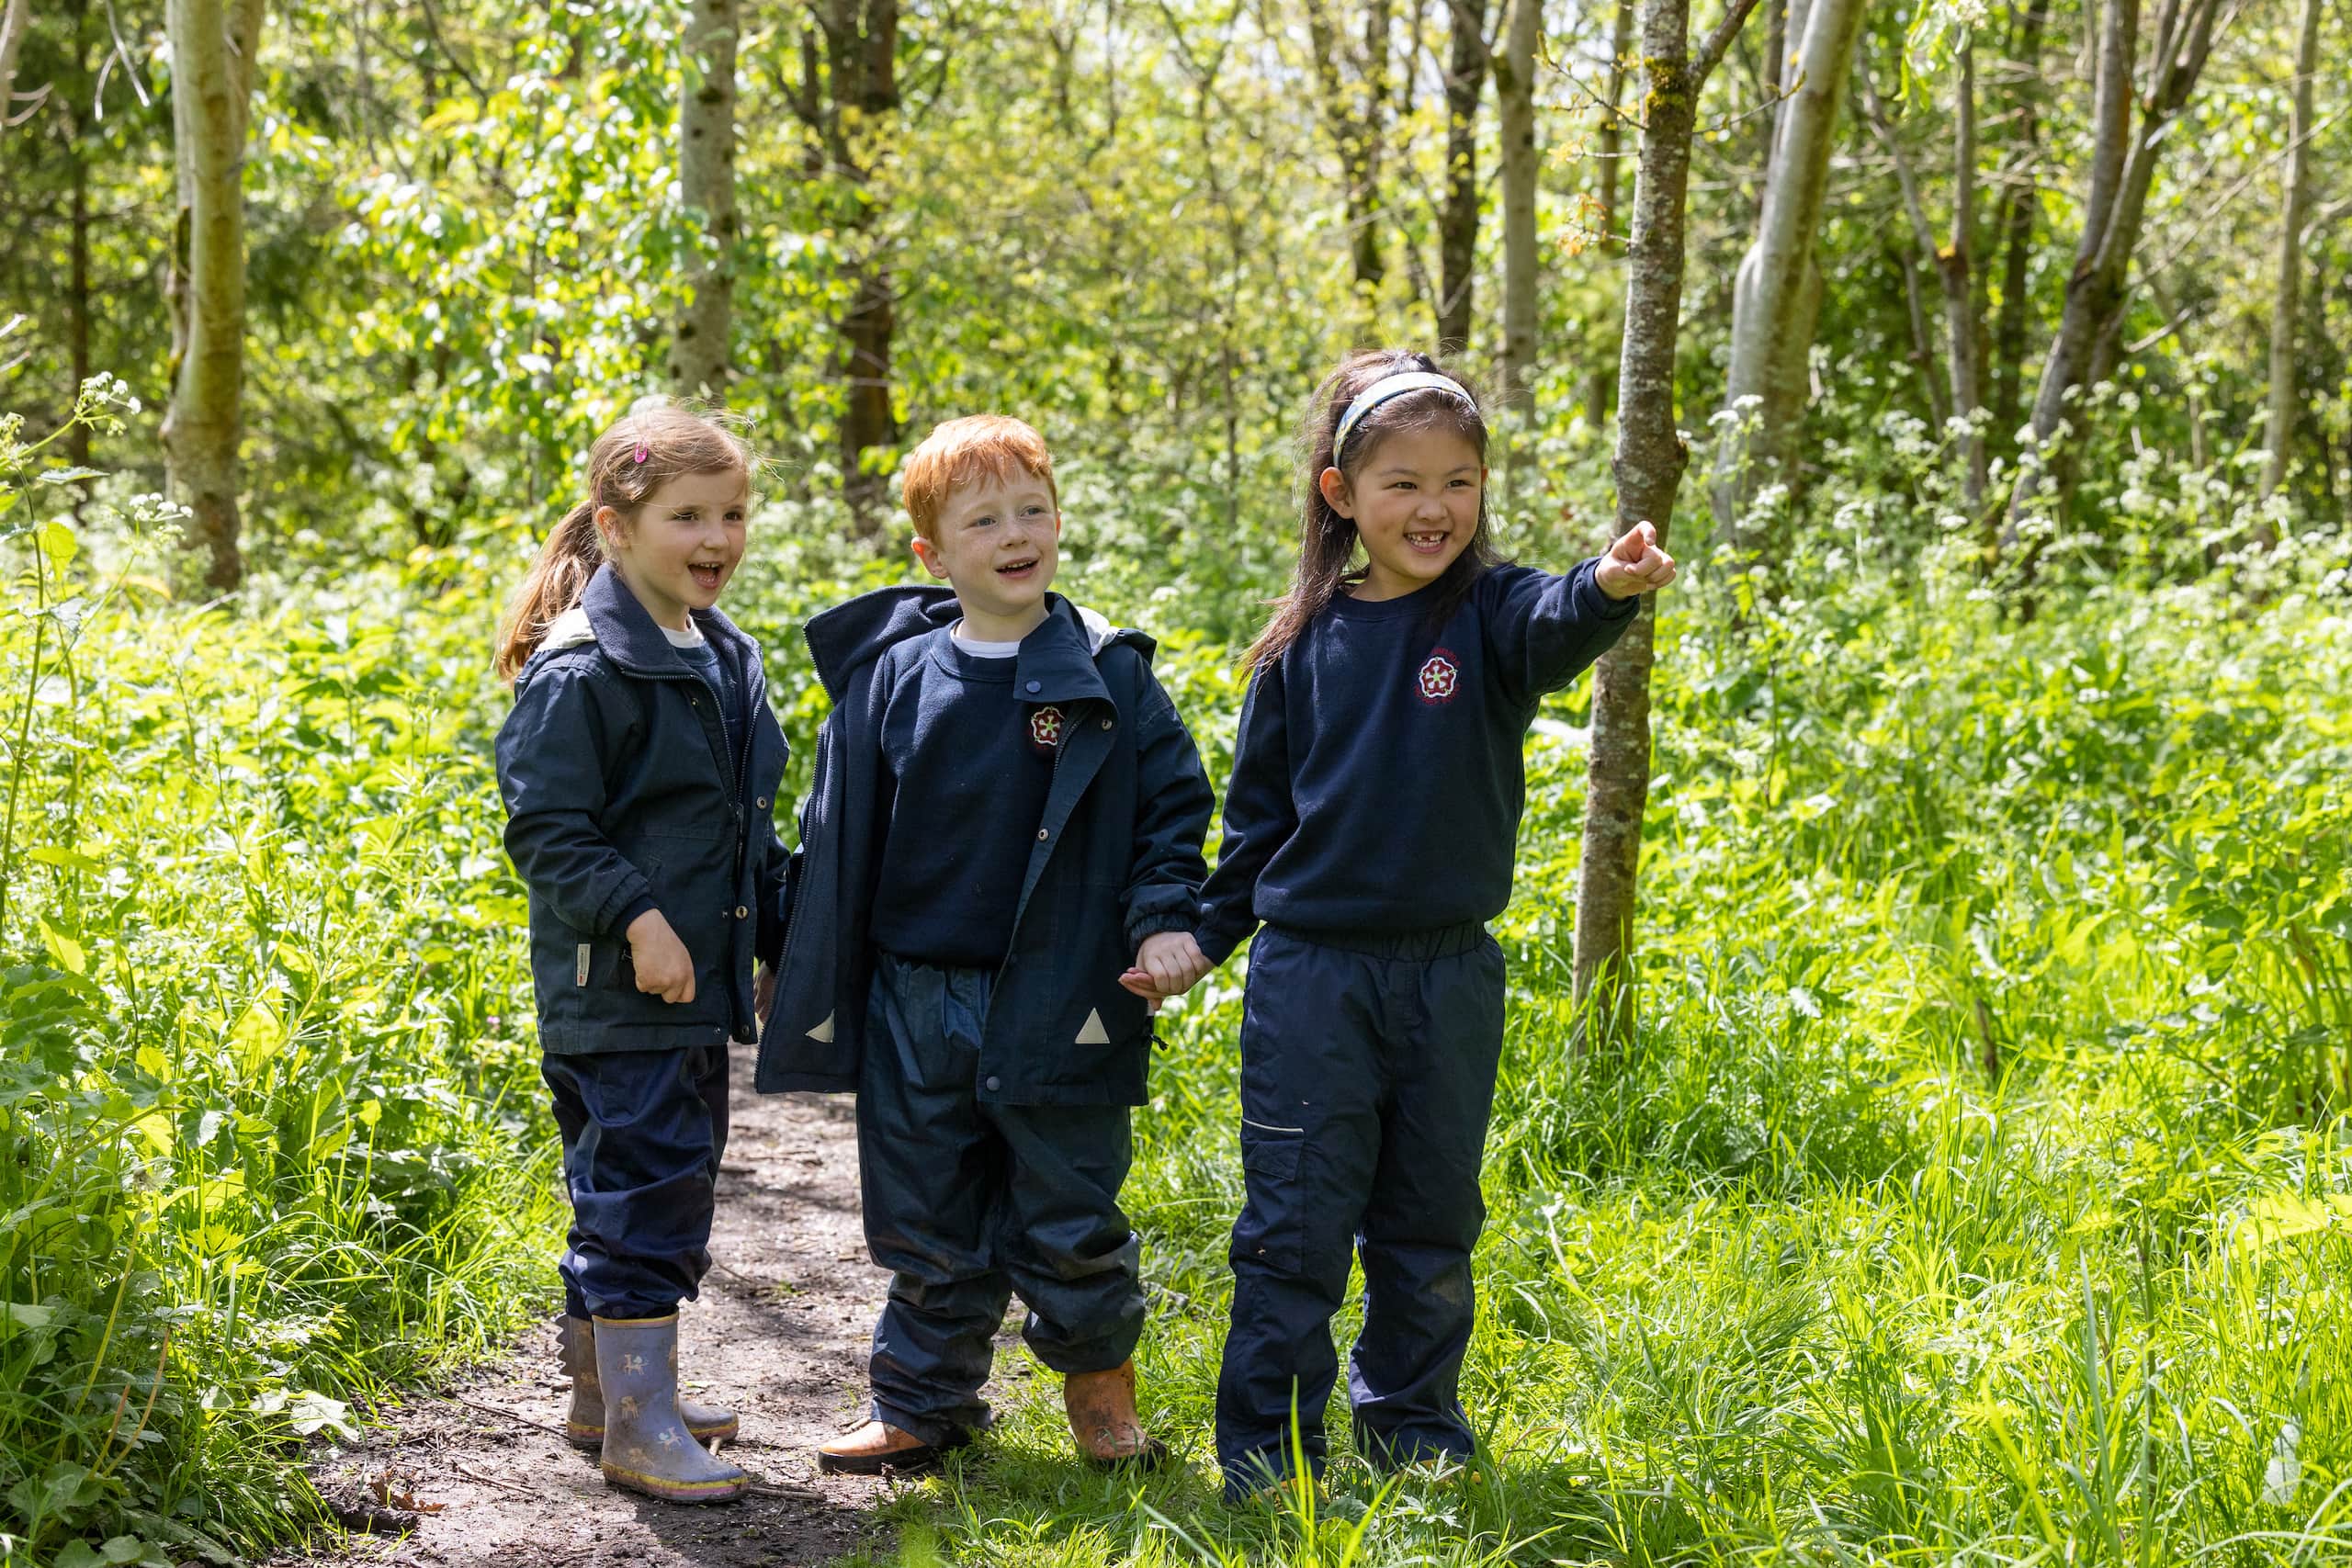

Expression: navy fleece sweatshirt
xmin=868 ymin=628 xmax=1058 ymax=967
xmin=1195 ymin=559 xmax=1639 ymax=963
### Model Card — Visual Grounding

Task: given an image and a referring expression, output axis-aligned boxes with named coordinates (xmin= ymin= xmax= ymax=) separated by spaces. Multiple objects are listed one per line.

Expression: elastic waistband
xmin=1268 ymin=920 xmax=1489 ymax=961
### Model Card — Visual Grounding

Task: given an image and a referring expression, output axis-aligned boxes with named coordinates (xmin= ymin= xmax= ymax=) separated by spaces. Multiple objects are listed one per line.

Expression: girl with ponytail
xmin=492 ymin=404 xmax=789 ymax=1506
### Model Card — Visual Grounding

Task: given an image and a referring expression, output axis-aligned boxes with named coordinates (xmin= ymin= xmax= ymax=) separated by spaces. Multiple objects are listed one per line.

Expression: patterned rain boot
xmin=1064 ymin=1359 xmax=1170 ymax=1471
xmin=590 ymin=1314 xmax=752 ymax=1503
xmin=559 ymin=1316 xmax=739 ymax=1449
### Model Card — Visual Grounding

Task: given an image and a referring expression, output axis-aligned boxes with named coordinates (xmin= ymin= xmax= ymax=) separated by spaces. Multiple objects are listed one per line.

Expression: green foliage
xmin=0 ymin=389 xmax=562 ymax=1565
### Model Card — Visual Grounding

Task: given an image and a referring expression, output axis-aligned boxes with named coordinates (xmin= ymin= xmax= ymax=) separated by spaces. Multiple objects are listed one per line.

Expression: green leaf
xmin=37 ymin=919 xmax=86 ymax=976
xmin=36 ymin=518 xmax=77 ymax=568
xmin=1 ymin=1301 xmax=53 ymax=1329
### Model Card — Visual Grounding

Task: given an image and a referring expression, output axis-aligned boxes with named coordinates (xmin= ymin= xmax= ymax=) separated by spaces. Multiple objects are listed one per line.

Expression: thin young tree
xmin=2003 ymin=0 xmax=2229 ymax=548
xmin=673 ymin=0 xmax=739 ymax=401
xmin=2260 ymin=0 xmax=2324 ymax=505
xmin=1 ymin=0 xmax=38 ymax=129
xmin=162 ymin=0 xmax=265 ymax=590
xmin=1494 ymin=0 xmax=1541 ymax=402
xmin=1862 ymin=38 xmax=1986 ymax=507
xmin=786 ymin=0 xmax=901 ymax=530
xmin=1435 ymin=0 xmax=1491 ymax=351
xmin=1572 ymin=0 xmax=1762 ymax=1039
xmin=1306 ymin=0 xmax=1396 ymax=314
xmin=1586 ymin=0 xmax=1635 ymax=425
xmin=1707 ymin=0 xmax=1869 ymax=549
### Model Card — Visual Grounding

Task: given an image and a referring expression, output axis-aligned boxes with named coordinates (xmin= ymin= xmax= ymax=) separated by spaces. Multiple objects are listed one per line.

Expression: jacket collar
xmin=578 ymin=562 xmax=756 ymax=678
xmin=801 ymin=585 xmax=1147 ymax=702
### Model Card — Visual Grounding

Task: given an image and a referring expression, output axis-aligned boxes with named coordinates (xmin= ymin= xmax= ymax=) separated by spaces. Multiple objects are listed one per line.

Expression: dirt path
xmin=288 ymin=1056 xmax=906 ymax=1568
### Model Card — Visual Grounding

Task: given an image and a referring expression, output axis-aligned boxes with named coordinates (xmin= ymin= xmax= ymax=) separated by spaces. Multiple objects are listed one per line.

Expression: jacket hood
xmin=531 ymin=565 xmax=759 ymax=676
xmin=802 ymin=586 xmax=1150 ymax=701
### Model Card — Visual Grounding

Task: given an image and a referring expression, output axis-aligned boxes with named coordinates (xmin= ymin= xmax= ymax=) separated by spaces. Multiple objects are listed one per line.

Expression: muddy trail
xmin=285 ymin=1057 xmax=921 ymax=1568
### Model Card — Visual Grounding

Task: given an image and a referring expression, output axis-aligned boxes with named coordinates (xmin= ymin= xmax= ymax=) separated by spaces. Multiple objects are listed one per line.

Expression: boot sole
xmin=568 ymin=1418 xmax=741 ymax=1450
xmin=817 ymin=1442 xmax=946 ymax=1476
xmin=599 ymin=1461 xmax=751 ymax=1503
xmin=1082 ymin=1434 xmax=1172 ymax=1472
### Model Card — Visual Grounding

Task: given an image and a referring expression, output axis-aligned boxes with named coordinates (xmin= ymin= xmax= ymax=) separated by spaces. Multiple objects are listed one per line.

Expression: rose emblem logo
xmin=1416 ymin=649 xmax=1461 ymax=705
xmin=1029 ymin=704 xmax=1066 ymax=752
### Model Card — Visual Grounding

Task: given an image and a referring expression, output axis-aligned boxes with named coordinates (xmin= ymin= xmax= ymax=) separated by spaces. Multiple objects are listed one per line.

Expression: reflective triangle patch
xmin=807 ymin=1010 xmax=835 ymax=1043
xmin=1074 ymin=1008 xmax=1110 ymax=1046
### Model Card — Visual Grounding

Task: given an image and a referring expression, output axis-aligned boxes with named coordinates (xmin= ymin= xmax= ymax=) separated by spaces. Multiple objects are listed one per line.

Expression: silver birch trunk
xmin=2260 ymin=0 xmax=2322 ymax=503
xmin=673 ymin=0 xmax=739 ymax=400
xmin=2004 ymin=0 xmax=2225 ymax=546
xmin=1708 ymin=0 xmax=1868 ymax=547
xmin=162 ymin=0 xmax=265 ymax=591
xmin=1 ymin=0 xmax=34 ymax=129
xmin=1572 ymin=0 xmax=1759 ymax=1041
xmin=1496 ymin=0 xmax=1540 ymax=403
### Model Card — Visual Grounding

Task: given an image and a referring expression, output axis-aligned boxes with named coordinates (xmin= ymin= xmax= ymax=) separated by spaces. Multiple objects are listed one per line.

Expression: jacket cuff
xmin=1576 ymin=557 xmax=1643 ymax=621
xmin=612 ymin=890 xmax=659 ymax=936
xmin=1125 ymin=909 xmax=1196 ymax=953
xmin=1194 ymin=923 xmax=1249 ymax=968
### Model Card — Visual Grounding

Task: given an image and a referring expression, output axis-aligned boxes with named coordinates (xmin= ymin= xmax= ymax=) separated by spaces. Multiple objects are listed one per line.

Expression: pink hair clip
xmin=632 ymin=443 xmax=650 ymax=464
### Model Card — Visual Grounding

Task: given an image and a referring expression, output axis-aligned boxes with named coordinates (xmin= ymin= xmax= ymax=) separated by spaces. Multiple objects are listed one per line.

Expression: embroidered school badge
xmin=1415 ymin=649 xmax=1462 ymax=705
xmin=1028 ymin=704 xmax=1067 ymax=754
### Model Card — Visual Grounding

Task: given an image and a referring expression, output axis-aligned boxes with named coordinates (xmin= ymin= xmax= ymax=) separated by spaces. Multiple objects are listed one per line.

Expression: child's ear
xmin=910 ymin=534 xmax=949 ymax=581
xmin=1317 ymin=467 xmax=1356 ymax=521
xmin=594 ymin=503 xmax=628 ymax=553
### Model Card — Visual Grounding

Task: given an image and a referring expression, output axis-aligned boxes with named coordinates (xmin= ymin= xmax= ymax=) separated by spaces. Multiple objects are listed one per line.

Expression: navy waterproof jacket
xmin=753 ymin=588 xmax=1214 ymax=1106
xmin=495 ymin=564 xmax=791 ymax=1053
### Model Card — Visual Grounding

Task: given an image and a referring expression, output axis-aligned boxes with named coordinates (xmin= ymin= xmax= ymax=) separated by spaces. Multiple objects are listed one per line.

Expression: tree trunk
xmin=2004 ymin=0 xmax=2227 ymax=546
xmin=1435 ymin=0 xmax=1490 ymax=351
xmin=1585 ymin=0 xmax=1635 ymax=424
xmin=162 ymin=0 xmax=265 ymax=591
xmin=1708 ymin=0 xmax=1868 ymax=548
xmin=1571 ymin=0 xmax=1758 ymax=1041
xmin=1496 ymin=0 xmax=1540 ymax=403
xmin=672 ymin=0 xmax=738 ymax=400
xmin=1306 ymin=0 xmax=1394 ymax=310
xmin=0 ymin=0 xmax=32 ymax=126
xmin=1985 ymin=3 xmax=2045 ymax=477
xmin=2259 ymin=0 xmax=2322 ymax=506
xmin=1863 ymin=45 xmax=1984 ymax=503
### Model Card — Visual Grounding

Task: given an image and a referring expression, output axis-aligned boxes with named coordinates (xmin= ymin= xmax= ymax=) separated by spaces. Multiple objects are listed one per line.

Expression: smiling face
xmin=598 ymin=468 xmax=750 ymax=631
xmin=910 ymin=469 xmax=1061 ymax=641
xmin=1322 ymin=424 xmax=1487 ymax=601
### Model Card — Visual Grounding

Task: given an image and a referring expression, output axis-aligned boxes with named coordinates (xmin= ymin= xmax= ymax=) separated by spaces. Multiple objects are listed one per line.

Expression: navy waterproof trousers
xmin=542 ymin=1044 xmax=730 ymax=1321
xmin=856 ymin=953 xmax=1145 ymax=1446
xmin=1215 ymin=923 xmax=1505 ymax=1495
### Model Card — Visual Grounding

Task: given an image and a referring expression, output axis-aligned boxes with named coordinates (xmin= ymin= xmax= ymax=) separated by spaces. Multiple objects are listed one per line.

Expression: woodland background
xmin=1 ymin=0 xmax=2349 ymax=1562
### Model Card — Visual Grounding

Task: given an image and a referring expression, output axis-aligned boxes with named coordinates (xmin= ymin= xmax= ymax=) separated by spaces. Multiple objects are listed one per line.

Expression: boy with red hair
xmin=757 ymin=416 xmax=1213 ymax=1472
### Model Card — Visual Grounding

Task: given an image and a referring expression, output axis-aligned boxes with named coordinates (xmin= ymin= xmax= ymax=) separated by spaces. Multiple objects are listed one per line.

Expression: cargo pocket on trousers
xmin=1233 ymin=1121 xmax=1306 ymax=1275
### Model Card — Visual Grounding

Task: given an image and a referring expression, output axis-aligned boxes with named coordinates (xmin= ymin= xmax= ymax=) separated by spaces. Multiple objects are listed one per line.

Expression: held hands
xmin=1119 ymin=931 xmax=1212 ymax=1010
xmin=626 ymin=908 xmax=697 ymax=1004
xmin=1594 ymin=521 xmax=1679 ymax=600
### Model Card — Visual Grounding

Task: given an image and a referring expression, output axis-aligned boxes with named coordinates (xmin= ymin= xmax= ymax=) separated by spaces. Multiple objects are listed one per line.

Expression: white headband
xmin=1332 ymin=371 xmax=1478 ymax=463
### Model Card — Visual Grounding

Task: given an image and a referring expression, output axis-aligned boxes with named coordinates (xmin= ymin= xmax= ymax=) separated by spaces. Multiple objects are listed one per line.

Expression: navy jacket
xmin=1197 ymin=560 xmax=1638 ymax=962
xmin=754 ymin=589 xmax=1214 ymax=1106
xmin=496 ymin=564 xmax=791 ymax=1052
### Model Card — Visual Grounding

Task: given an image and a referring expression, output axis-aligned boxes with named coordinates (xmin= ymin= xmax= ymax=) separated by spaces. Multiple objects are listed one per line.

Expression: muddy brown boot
xmin=559 ymin=1316 xmax=739 ymax=1449
xmin=817 ymin=1419 xmax=953 ymax=1475
xmin=591 ymin=1314 xmax=751 ymax=1503
xmin=1063 ymin=1359 xmax=1169 ymax=1470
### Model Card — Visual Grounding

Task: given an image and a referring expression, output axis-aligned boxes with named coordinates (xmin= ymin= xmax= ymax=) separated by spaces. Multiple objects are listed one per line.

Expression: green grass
xmin=5 ymin=385 xmax=2349 ymax=1563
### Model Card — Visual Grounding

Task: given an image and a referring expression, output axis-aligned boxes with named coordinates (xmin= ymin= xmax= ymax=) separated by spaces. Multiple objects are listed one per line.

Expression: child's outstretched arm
xmin=1115 ymin=667 xmax=1215 ymax=1000
xmin=1481 ymin=521 xmax=1676 ymax=707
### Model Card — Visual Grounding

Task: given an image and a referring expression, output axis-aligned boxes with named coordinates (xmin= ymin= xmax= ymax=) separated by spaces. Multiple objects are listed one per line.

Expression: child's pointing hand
xmin=1595 ymin=520 xmax=1679 ymax=600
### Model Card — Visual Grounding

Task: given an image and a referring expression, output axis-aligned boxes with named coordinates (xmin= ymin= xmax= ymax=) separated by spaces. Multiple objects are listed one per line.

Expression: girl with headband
xmin=1192 ymin=349 xmax=1677 ymax=1500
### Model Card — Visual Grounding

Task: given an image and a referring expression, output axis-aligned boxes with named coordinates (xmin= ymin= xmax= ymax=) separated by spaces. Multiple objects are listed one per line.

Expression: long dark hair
xmin=494 ymin=405 xmax=752 ymax=682
xmin=1243 ymin=349 xmax=1499 ymax=672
